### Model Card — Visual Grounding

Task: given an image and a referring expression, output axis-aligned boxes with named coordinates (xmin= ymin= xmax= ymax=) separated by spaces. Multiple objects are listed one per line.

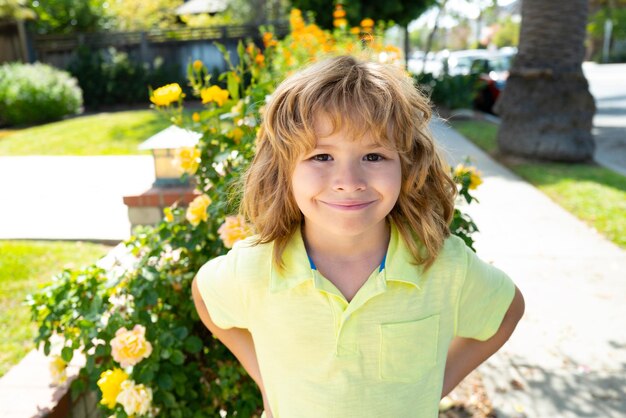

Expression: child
xmin=192 ymin=55 xmax=525 ymax=417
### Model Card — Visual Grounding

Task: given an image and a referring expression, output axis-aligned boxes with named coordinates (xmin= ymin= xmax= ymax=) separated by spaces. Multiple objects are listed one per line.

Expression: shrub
xmin=414 ymin=72 xmax=482 ymax=110
xmin=0 ymin=62 xmax=83 ymax=126
xmin=68 ymin=47 xmax=184 ymax=108
xmin=29 ymin=8 xmax=482 ymax=418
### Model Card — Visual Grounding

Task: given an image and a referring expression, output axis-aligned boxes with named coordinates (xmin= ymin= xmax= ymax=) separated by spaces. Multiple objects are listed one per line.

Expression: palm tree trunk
xmin=494 ymin=0 xmax=596 ymax=162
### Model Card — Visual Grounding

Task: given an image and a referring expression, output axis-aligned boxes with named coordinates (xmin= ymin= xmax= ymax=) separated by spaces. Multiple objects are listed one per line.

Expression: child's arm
xmin=441 ymin=285 xmax=525 ymax=398
xmin=191 ymin=277 xmax=272 ymax=416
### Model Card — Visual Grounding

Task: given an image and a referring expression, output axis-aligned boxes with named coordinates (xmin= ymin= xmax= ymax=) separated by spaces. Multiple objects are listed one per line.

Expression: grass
xmin=450 ymin=120 xmax=626 ymax=248
xmin=0 ymin=110 xmax=172 ymax=155
xmin=0 ymin=240 xmax=112 ymax=377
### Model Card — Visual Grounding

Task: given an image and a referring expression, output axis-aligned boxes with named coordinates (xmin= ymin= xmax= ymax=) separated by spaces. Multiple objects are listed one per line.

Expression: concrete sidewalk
xmin=432 ymin=119 xmax=626 ymax=418
xmin=0 ymin=156 xmax=154 ymax=242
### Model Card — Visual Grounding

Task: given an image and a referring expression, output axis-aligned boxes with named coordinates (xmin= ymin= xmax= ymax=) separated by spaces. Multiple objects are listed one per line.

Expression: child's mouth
xmin=321 ymin=200 xmax=375 ymax=211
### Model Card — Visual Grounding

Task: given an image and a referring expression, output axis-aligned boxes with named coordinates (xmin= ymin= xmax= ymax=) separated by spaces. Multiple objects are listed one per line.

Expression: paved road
xmin=583 ymin=62 xmax=626 ymax=176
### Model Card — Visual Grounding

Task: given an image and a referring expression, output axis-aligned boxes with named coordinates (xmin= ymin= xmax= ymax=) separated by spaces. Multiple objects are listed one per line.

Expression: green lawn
xmin=0 ymin=240 xmax=112 ymax=377
xmin=451 ymin=120 xmax=626 ymax=248
xmin=0 ymin=110 xmax=171 ymax=155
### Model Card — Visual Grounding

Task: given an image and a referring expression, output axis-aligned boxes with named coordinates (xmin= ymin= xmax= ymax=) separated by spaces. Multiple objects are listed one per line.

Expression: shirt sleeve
xmin=195 ymin=248 xmax=249 ymax=330
xmin=455 ymin=244 xmax=515 ymax=341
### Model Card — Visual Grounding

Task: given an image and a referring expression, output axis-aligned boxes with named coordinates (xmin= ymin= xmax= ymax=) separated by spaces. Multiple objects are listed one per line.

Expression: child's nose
xmin=332 ymin=162 xmax=366 ymax=192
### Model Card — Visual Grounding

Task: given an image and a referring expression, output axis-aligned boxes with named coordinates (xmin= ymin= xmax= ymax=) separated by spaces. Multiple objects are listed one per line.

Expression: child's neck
xmin=302 ymin=221 xmax=390 ymax=265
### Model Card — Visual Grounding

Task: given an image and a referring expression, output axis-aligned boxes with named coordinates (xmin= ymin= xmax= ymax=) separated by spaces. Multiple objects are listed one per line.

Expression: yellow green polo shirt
xmin=196 ymin=223 xmax=515 ymax=417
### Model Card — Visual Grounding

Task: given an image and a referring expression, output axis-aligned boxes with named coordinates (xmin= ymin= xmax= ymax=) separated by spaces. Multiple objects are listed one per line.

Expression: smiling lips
xmin=321 ymin=200 xmax=376 ymax=211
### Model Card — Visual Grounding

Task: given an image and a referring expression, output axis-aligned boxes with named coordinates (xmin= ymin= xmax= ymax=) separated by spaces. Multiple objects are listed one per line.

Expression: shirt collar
xmin=269 ymin=222 xmax=423 ymax=293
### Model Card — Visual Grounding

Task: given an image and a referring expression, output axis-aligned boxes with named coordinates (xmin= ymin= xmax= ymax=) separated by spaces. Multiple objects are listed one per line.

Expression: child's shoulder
xmin=438 ymin=233 xmax=472 ymax=260
xmin=200 ymin=235 xmax=273 ymax=281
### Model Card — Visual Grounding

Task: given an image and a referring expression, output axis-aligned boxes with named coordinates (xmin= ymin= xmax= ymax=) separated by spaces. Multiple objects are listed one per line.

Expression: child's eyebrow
xmin=314 ymin=141 xmax=385 ymax=150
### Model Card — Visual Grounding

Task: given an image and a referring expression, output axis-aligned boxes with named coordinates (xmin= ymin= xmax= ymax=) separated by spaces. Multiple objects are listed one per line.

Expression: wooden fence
xmin=0 ymin=20 xmax=28 ymax=64
xmin=30 ymin=22 xmax=289 ymax=73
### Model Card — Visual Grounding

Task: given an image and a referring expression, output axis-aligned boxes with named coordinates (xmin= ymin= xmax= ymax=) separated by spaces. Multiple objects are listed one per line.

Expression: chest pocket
xmin=379 ymin=314 xmax=440 ymax=382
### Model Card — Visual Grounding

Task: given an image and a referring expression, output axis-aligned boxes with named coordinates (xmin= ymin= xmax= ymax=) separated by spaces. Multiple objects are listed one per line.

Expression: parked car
xmin=409 ymin=48 xmax=517 ymax=114
xmin=407 ymin=51 xmax=445 ymax=76
xmin=447 ymin=49 xmax=516 ymax=114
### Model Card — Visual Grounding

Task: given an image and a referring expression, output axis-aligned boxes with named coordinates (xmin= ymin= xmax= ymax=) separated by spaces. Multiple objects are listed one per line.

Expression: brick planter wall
xmin=123 ymin=186 xmax=199 ymax=229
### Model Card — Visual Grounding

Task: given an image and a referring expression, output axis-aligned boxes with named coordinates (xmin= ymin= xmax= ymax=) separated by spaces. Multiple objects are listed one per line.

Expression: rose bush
xmin=29 ymin=8 xmax=481 ymax=417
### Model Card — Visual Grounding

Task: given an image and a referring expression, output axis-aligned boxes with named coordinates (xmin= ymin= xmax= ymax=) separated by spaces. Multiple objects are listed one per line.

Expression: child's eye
xmin=364 ymin=153 xmax=385 ymax=162
xmin=311 ymin=154 xmax=332 ymax=162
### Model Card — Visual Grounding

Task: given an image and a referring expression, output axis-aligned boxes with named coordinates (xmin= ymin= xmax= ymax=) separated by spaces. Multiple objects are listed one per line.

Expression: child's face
xmin=291 ymin=116 xmax=402 ymax=240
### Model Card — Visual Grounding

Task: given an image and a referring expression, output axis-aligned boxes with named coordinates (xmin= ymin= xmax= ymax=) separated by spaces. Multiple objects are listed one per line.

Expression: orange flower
xmin=333 ymin=18 xmax=348 ymax=28
xmin=333 ymin=5 xmax=346 ymax=19
xmin=246 ymin=42 xmax=256 ymax=56
xmin=192 ymin=59 xmax=203 ymax=71
xmin=290 ymin=8 xmax=305 ymax=32
xmin=350 ymin=26 xmax=361 ymax=35
xmin=361 ymin=33 xmax=374 ymax=44
xmin=192 ymin=112 xmax=200 ymax=123
xmin=255 ymin=53 xmax=265 ymax=66
xmin=361 ymin=18 xmax=374 ymax=28
xmin=262 ymin=32 xmax=277 ymax=47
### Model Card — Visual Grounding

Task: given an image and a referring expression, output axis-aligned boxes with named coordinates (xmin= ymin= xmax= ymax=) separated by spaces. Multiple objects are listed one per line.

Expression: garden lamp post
xmin=123 ymin=125 xmax=202 ymax=230
xmin=138 ymin=125 xmax=202 ymax=187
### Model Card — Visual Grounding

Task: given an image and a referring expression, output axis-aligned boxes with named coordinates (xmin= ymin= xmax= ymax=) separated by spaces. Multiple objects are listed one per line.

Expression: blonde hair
xmin=241 ymin=55 xmax=456 ymax=269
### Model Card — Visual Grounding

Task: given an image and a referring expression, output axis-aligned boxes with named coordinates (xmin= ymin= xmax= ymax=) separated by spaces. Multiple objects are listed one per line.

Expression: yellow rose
xmin=97 ymin=368 xmax=129 ymax=409
xmin=192 ymin=112 xmax=200 ymax=123
xmin=186 ymin=194 xmax=212 ymax=226
xmin=110 ymin=325 xmax=153 ymax=368
xmin=49 ymin=355 xmax=67 ymax=385
xmin=116 ymin=380 xmax=153 ymax=416
xmin=201 ymin=85 xmax=229 ymax=107
xmin=453 ymin=164 xmax=483 ymax=190
xmin=193 ymin=59 xmax=203 ymax=71
xmin=150 ymin=83 xmax=183 ymax=107
xmin=227 ymin=127 xmax=244 ymax=144
xmin=172 ymin=146 xmax=201 ymax=175
xmin=218 ymin=215 xmax=255 ymax=248
xmin=163 ymin=207 xmax=174 ymax=222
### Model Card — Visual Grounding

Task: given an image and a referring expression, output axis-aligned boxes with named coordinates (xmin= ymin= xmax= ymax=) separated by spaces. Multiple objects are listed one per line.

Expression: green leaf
xmin=237 ymin=40 xmax=245 ymax=60
xmin=61 ymin=346 xmax=73 ymax=362
xmin=70 ymin=378 xmax=85 ymax=401
xmin=172 ymin=326 xmax=188 ymax=340
xmin=95 ymin=344 xmax=107 ymax=356
xmin=170 ymin=350 xmax=185 ymax=365
xmin=157 ymin=373 xmax=174 ymax=390
xmin=145 ymin=289 xmax=159 ymax=305
xmin=227 ymin=72 xmax=240 ymax=101
xmin=175 ymin=385 xmax=186 ymax=397
xmin=159 ymin=331 xmax=175 ymax=348
xmin=162 ymin=390 xmax=177 ymax=407
xmin=183 ymin=335 xmax=203 ymax=354
xmin=85 ymin=355 xmax=94 ymax=373
xmin=137 ymin=366 xmax=155 ymax=383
